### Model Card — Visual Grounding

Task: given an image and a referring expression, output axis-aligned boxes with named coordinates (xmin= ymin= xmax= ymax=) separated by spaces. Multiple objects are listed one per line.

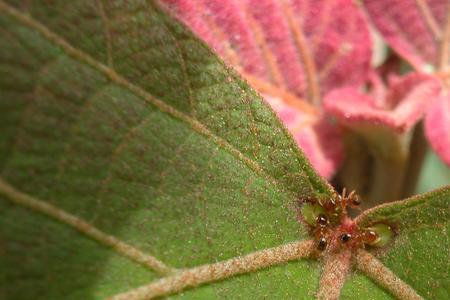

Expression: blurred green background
xmin=416 ymin=149 xmax=450 ymax=194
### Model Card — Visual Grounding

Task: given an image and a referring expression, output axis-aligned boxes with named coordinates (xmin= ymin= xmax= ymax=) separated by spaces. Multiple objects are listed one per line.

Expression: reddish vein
xmin=281 ymin=3 xmax=321 ymax=106
xmin=438 ymin=7 xmax=450 ymax=73
xmin=194 ymin=1 xmax=242 ymax=69
xmin=236 ymin=2 xmax=286 ymax=89
xmin=415 ymin=0 xmax=442 ymax=40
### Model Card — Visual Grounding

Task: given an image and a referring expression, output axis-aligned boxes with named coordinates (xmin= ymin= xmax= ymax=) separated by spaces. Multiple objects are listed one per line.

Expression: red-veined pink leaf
xmin=323 ymin=73 xmax=441 ymax=132
xmin=425 ymin=93 xmax=450 ymax=166
xmin=363 ymin=0 xmax=449 ymax=71
xmin=162 ymin=0 xmax=372 ymax=98
xmin=161 ymin=0 xmax=372 ymax=178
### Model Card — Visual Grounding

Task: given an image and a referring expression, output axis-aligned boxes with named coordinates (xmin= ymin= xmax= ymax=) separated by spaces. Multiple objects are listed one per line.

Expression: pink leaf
xmin=161 ymin=0 xmax=372 ymax=178
xmin=161 ymin=0 xmax=372 ymax=98
xmin=265 ymin=96 xmax=343 ymax=178
xmin=425 ymin=94 xmax=450 ymax=166
xmin=363 ymin=0 xmax=449 ymax=71
xmin=323 ymin=73 xmax=442 ymax=132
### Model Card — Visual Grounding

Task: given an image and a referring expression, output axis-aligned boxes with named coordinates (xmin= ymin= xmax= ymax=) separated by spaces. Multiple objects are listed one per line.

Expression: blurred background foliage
xmin=417 ymin=149 xmax=450 ymax=194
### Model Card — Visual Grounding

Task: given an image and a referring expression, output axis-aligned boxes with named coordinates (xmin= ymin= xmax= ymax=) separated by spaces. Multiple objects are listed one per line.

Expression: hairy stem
xmin=401 ymin=124 xmax=428 ymax=198
xmin=0 ymin=178 xmax=175 ymax=275
xmin=109 ymin=240 xmax=314 ymax=300
xmin=316 ymin=250 xmax=352 ymax=300
xmin=355 ymin=249 xmax=424 ymax=300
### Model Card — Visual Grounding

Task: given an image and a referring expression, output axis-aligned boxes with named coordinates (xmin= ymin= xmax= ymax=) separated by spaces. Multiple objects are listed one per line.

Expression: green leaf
xmin=0 ymin=1 xmax=329 ymax=299
xmin=351 ymin=187 xmax=450 ymax=299
xmin=0 ymin=1 xmax=448 ymax=300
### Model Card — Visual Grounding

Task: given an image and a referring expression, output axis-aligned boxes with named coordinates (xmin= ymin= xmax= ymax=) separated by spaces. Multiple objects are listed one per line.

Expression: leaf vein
xmin=0 ymin=178 xmax=176 ymax=276
xmin=108 ymin=239 xmax=314 ymax=300
xmin=0 ymin=54 xmax=65 ymax=175
xmin=96 ymin=0 xmax=114 ymax=67
xmin=355 ymin=249 xmax=424 ymax=300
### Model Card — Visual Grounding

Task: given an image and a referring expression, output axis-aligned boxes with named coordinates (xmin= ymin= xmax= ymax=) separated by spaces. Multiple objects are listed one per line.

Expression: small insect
xmin=299 ymin=202 xmax=326 ymax=226
xmin=299 ymin=203 xmax=331 ymax=250
xmin=336 ymin=224 xmax=393 ymax=248
xmin=362 ymin=229 xmax=378 ymax=244
xmin=314 ymin=214 xmax=329 ymax=250
xmin=319 ymin=188 xmax=361 ymax=218
xmin=361 ymin=223 xmax=393 ymax=247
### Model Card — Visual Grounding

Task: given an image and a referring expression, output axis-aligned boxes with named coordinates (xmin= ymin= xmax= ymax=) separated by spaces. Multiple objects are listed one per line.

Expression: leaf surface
xmin=425 ymin=94 xmax=450 ymax=165
xmin=363 ymin=0 xmax=449 ymax=71
xmin=363 ymin=0 xmax=450 ymax=167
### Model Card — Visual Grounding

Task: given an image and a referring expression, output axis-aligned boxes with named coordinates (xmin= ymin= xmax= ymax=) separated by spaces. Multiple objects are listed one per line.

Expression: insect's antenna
xmin=318 ymin=197 xmax=325 ymax=207
xmin=340 ymin=187 xmax=347 ymax=210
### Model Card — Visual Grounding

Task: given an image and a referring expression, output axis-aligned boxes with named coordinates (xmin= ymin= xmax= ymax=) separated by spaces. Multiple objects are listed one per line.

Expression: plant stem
xmin=337 ymin=127 xmax=415 ymax=209
xmin=365 ymin=154 xmax=408 ymax=208
xmin=400 ymin=124 xmax=428 ymax=198
xmin=334 ymin=133 xmax=372 ymax=200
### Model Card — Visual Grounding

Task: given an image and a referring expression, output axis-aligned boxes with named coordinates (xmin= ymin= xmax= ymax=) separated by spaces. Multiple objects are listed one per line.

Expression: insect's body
xmin=298 ymin=189 xmax=392 ymax=252
xmin=314 ymin=214 xmax=329 ymax=250
xmin=319 ymin=188 xmax=360 ymax=218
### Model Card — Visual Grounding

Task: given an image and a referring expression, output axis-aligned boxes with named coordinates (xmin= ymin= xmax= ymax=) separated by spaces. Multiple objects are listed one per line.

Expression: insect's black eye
xmin=340 ymin=233 xmax=352 ymax=243
xmin=317 ymin=214 xmax=328 ymax=227
xmin=317 ymin=237 xmax=327 ymax=251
